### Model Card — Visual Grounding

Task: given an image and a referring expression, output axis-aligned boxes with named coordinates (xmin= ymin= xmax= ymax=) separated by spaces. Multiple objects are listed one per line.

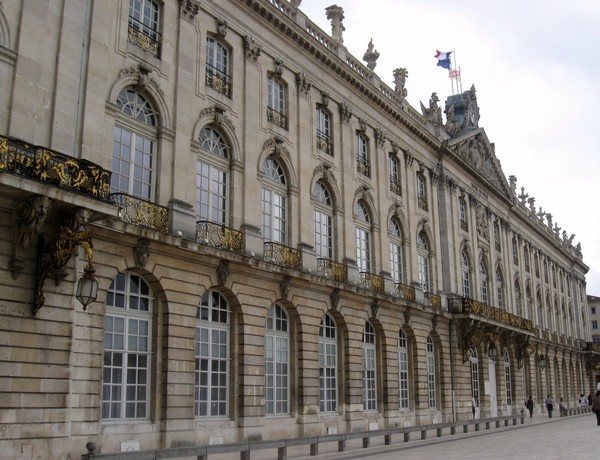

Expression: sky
xmin=299 ymin=0 xmax=600 ymax=296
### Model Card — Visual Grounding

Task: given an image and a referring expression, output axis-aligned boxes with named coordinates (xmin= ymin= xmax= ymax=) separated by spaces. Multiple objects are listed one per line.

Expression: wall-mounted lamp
xmin=539 ymin=354 xmax=546 ymax=370
xmin=76 ymin=263 xmax=98 ymax=310
xmin=488 ymin=345 xmax=497 ymax=361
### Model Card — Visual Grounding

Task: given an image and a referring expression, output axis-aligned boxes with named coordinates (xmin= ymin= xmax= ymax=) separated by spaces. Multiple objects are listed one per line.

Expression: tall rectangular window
xmin=265 ymin=305 xmax=289 ymax=415
xmin=206 ymin=37 xmax=231 ymax=97
xmin=362 ymin=323 xmax=377 ymax=411
xmin=316 ymin=106 xmax=332 ymax=155
xmin=427 ymin=337 xmax=436 ymax=408
xmin=356 ymin=133 xmax=370 ymax=177
xmin=398 ymin=331 xmax=409 ymax=409
xmin=128 ymin=0 xmax=161 ymax=57
xmin=267 ymin=76 xmax=287 ymax=129
xmin=319 ymin=314 xmax=338 ymax=413
xmin=389 ymin=155 xmax=401 ymax=195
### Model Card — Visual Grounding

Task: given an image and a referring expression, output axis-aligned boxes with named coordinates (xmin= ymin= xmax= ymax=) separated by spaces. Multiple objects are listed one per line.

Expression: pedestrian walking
xmin=525 ymin=395 xmax=534 ymax=418
xmin=588 ymin=393 xmax=593 ymax=406
xmin=592 ymin=390 xmax=600 ymax=426
xmin=559 ymin=397 xmax=567 ymax=417
xmin=579 ymin=393 xmax=587 ymax=407
xmin=545 ymin=395 xmax=554 ymax=418
xmin=471 ymin=397 xmax=477 ymax=419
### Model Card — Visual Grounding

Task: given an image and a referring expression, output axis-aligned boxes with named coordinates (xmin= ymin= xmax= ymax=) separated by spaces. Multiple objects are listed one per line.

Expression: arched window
xmin=514 ymin=281 xmax=522 ymax=316
xmin=205 ymin=36 xmax=231 ymax=97
xmin=389 ymin=217 xmax=404 ymax=284
xmin=459 ymin=196 xmax=468 ymax=231
xmin=504 ymin=349 xmax=512 ymax=408
xmin=479 ymin=259 xmax=489 ymax=304
xmin=356 ymin=132 xmax=370 ymax=177
xmin=398 ymin=330 xmax=410 ymax=410
xmin=195 ymin=289 xmax=230 ymax=417
xmin=461 ymin=250 xmax=471 ymax=298
xmin=417 ymin=231 xmax=431 ymax=292
xmin=389 ymin=154 xmax=401 ymax=195
xmin=355 ymin=200 xmax=372 ymax=273
xmin=112 ymin=89 xmax=157 ymax=200
xmin=265 ymin=304 xmax=289 ymax=415
xmin=319 ymin=313 xmax=338 ymax=413
xmin=316 ymin=105 xmax=332 ymax=155
xmin=314 ymin=181 xmax=333 ymax=259
xmin=362 ymin=321 xmax=377 ymax=411
xmin=427 ymin=336 xmax=436 ymax=408
xmin=470 ymin=347 xmax=480 ymax=412
xmin=496 ymin=268 xmax=505 ymax=309
xmin=262 ymin=157 xmax=287 ymax=244
xmin=267 ymin=75 xmax=287 ymax=129
xmin=102 ymin=272 xmax=153 ymax=420
xmin=416 ymin=172 xmax=428 ymax=211
xmin=196 ymin=127 xmax=230 ymax=225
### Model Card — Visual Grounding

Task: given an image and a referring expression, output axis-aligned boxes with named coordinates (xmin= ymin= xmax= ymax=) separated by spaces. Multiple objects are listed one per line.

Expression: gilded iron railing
xmin=452 ymin=297 xmax=534 ymax=332
xmin=359 ymin=271 xmax=384 ymax=293
xmin=196 ymin=221 xmax=243 ymax=254
xmin=205 ymin=66 xmax=232 ymax=97
xmin=389 ymin=177 xmax=401 ymax=195
xmin=111 ymin=193 xmax=168 ymax=233
xmin=317 ymin=258 xmax=348 ymax=282
xmin=127 ymin=21 xmax=160 ymax=57
xmin=356 ymin=157 xmax=370 ymax=177
xmin=428 ymin=292 xmax=442 ymax=310
xmin=264 ymin=242 xmax=302 ymax=270
xmin=0 ymin=135 xmax=111 ymax=200
xmin=316 ymin=132 xmax=333 ymax=155
xmin=396 ymin=283 xmax=415 ymax=301
xmin=542 ymin=330 xmax=550 ymax=341
xmin=267 ymin=107 xmax=287 ymax=129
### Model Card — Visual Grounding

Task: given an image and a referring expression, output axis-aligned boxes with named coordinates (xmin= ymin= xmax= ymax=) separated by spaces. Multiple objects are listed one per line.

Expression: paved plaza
xmin=287 ymin=414 xmax=600 ymax=460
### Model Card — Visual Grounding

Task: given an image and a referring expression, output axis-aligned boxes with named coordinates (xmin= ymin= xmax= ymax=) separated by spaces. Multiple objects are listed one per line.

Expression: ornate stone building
xmin=0 ymin=1 xmax=597 ymax=458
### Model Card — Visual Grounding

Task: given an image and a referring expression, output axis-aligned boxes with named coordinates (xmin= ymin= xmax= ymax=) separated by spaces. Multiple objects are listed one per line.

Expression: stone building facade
xmin=0 ymin=1 xmax=598 ymax=458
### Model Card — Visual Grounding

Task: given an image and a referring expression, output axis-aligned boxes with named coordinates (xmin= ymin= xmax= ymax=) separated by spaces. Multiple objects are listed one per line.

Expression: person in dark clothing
xmin=592 ymin=390 xmax=600 ymax=426
xmin=525 ymin=396 xmax=534 ymax=418
xmin=545 ymin=395 xmax=554 ymax=418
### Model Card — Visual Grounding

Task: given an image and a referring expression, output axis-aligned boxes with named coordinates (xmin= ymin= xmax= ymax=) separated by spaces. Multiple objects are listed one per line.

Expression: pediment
xmin=447 ymin=128 xmax=513 ymax=201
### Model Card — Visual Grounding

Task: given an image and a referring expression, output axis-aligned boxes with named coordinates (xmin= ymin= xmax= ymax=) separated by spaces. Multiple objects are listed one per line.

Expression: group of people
xmin=524 ymin=391 xmax=600 ymax=425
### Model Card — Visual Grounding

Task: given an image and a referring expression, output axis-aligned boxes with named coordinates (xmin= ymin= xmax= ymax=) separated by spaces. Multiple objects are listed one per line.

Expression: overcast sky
xmin=299 ymin=0 xmax=600 ymax=296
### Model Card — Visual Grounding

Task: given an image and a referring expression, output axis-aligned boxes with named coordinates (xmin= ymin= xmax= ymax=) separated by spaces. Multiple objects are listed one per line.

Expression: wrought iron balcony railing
xmin=389 ymin=177 xmax=401 ymax=195
xmin=196 ymin=221 xmax=243 ymax=254
xmin=264 ymin=242 xmax=302 ymax=270
xmin=127 ymin=21 xmax=161 ymax=57
xmin=356 ymin=157 xmax=370 ymax=177
xmin=267 ymin=107 xmax=287 ymax=129
xmin=111 ymin=193 xmax=168 ymax=233
xmin=359 ymin=271 xmax=384 ymax=293
xmin=317 ymin=258 xmax=348 ymax=283
xmin=0 ymin=135 xmax=111 ymax=200
xmin=205 ymin=66 xmax=232 ymax=97
xmin=451 ymin=297 xmax=534 ymax=332
xmin=425 ymin=292 xmax=442 ymax=310
xmin=316 ymin=132 xmax=333 ymax=155
xmin=395 ymin=283 xmax=415 ymax=301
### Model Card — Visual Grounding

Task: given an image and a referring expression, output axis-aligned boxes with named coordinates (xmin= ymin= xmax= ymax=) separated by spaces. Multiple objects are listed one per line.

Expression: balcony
xmin=356 ymin=157 xmax=370 ymax=177
xmin=395 ymin=283 xmax=415 ymax=301
xmin=264 ymin=242 xmax=302 ymax=270
xmin=196 ymin=221 xmax=243 ymax=254
xmin=267 ymin=107 xmax=287 ymax=129
xmin=389 ymin=177 xmax=401 ymax=195
xmin=451 ymin=297 xmax=534 ymax=332
xmin=111 ymin=193 xmax=168 ymax=233
xmin=127 ymin=21 xmax=161 ymax=58
xmin=0 ymin=135 xmax=111 ymax=200
xmin=317 ymin=258 xmax=348 ymax=283
xmin=316 ymin=132 xmax=333 ymax=155
xmin=205 ymin=66 xmax=232 ymax=98
xmin=425 ymin=292 xmax=442 ymax=310
xmin=359 ymin=271 xmax=384 ymax=293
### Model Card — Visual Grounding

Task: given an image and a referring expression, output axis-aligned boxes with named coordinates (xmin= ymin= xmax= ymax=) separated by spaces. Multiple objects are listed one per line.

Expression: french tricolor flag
xmin=435 ymin=50 xmax=452 ymax=69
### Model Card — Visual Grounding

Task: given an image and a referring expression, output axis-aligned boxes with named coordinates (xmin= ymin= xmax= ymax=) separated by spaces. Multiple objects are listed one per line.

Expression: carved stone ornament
xmin=133 ymin=238 xmax=150 ymax=269
xmin=273 ymin=58 xmax=285 ymax=76
xmin=34 ymin=208 xmax=93 ymax=315
xmin=321 ymin=91 xmax=330 ymax=107
xmin=11 ymin=195 xmax=52 ymax=278
xmin=374 ymin=127 xmax=386 ymax=148
xmin=198 ymin=104 xmax=235 ymax=132
xmin=325 ymin=4 xmax=345 ymax=44
xmin=393 ymin=68 xmax=408 ymax=98
xmin=358 ymin=118 xmax=367 ymax=134
xmin=280 ymin=276 xmax=291 ymax=300
xmin=244 ymin=36 xmax=261 ymax=63
xmin=362 ymin=39 xmax=379 ymax=71
xmin=216 ymin=259 xmax=230 ymax=286
xmin=403 ymin=307 xmax=411 ymax=325
xmin=370 ymin=298 xmax=379 ymax=318
xmin=216 ymin=18 xmax=228 ymax=38
xmin=420 ymin=92 xmax=442 ymax=125
xmin=330 ymin=288 xmax=340 ymax=310
xmin=339 ymin=102 xmax=353 ymax=124
xmin=179 ymin=0 xmax=201 ymax=21
xmin=296 ymin=71 xmax=312 ymax=95
xmin=263 ymin=135 xmax=289 ymax=160
xmin=475 ymin=202 xmax=489 ymax=241
xmin=118 ymin=64 xmax=162 ymax=96
xmin=454 ymin=134 xmax=502 ymax=191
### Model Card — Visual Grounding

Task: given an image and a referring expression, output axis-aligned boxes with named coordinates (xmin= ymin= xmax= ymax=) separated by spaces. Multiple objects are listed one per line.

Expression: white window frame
xmin=319 ymin=313 xmax=338 ymax=413
xmin=362 ymin=322 xmax=377 ymax=411
xmin=504 ymin=349 xmax=512 ymax=407
xmin=417 ymin=231 xmax=431 ymax=292
xmin=262 ymin=157 xmax=287 ymax=244
xmin=389 ymin=218 xmax=404 ymax=284
xmin=398 ymin=330 xmax=409 ymax=410
xmin=102 ymin=272 xmax=153 ymax=420
xmin=265 ymin=304 xmax=290 ymax=415
xmin=195 ymin=290 xmax=230 ymax=418
xmin=427 ymin=336 xmax=436 ymax=408
xmin=314 ymin=181 xmax=333 ymax=259
xmin=355 ymin=201 xmax=371 ymax=273
xmin=196 ymin=127 xmax=229 ymax=225
xmin=461 ymin=251 xmax=471 ymax=298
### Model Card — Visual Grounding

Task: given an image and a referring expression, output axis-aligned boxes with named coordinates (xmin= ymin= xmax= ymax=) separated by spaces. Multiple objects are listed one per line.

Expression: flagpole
xmin=452 ymin=50 xmax=458 ymax=94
